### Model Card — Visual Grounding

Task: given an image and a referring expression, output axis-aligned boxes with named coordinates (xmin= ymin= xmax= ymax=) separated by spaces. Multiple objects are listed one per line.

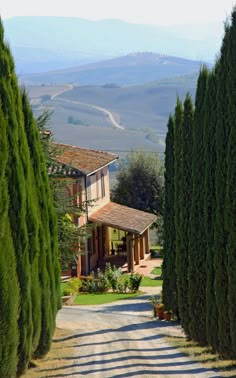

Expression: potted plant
xmin=149 ymin=295 xmax=159 ymax=317
xmin=164 ymin=310 xmax=172 ymax=321
xmin=155 ymin=303 xmax=165 ymax=320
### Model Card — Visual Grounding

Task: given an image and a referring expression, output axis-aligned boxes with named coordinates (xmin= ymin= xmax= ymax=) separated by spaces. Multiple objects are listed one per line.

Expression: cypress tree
xmin=162 ymin=115 xmax=177 ymax=313
xmin=176 ymin=93 xmax=193 ymax=337
xmin=21 ymin=90 xmax=61 ymax=357
xmin=188 ymin=67 xmax=208 ymax=345
xmin=21 ymin=91 xmax=42 ymax=353
xmin=214 ymin=22 xmax=232 ymax=356
xmin=225 ymin=6 xmax=236 ymax=356
xmin=0 ymin=18 xmax=60 ymax=372
xmin=173 ymin=97 xmax=183 ymax=317
xmin=0 ymin=105 xmax=19 ymax=377
xmin=0 ymin=21 xmax=33 ymax=373
xmin=203 ymin=69 xmax=218 ymax=351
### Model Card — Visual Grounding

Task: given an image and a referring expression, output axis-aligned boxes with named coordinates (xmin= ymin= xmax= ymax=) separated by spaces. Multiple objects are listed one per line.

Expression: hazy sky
xmin=0 ymin=0 xmax=235 ymax=25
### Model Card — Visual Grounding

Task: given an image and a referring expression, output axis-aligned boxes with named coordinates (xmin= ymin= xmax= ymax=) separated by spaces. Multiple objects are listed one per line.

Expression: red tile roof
xmin=52 ymin=143 xmax=118 ymax=175
xmin=89 ymin=202 xmax=157 ymax=235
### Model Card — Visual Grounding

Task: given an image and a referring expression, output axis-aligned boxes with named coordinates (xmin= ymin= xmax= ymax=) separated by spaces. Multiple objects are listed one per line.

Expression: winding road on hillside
xmin=51 ymin=84 xmax=125 ymax=130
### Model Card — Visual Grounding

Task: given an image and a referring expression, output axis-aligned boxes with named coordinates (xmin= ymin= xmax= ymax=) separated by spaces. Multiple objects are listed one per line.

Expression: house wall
xmin=61 ymin=167 xmax=111 ymax=276
xmin=86 ymin=166 xmax=111 ymax=216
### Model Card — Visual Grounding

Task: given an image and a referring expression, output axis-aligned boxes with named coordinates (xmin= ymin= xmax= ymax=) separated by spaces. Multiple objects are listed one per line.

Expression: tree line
xmin=162 ymin=6 xmax=236 ymax=358
xmin=0 ymin=19 xmax=61 ymax=376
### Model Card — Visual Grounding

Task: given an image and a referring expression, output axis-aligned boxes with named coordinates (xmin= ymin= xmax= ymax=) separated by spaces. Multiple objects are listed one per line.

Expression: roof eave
xmin=86 ymin=157 xmax=119 ymax=176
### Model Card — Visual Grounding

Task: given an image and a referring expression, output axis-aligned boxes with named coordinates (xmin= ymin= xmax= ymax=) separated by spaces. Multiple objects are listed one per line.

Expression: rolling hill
xmin=22 ymin=52 xmax=206 ymax=86
xmin=27 ymin=73 xmax=198 ymax=154
xmin=3 ymin=16 xmax=223 ymax=74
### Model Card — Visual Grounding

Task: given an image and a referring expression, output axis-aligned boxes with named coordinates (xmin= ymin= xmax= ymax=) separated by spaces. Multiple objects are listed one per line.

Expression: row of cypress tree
xmin=162 ymin=6 xmax=236 ymax=358
xmin=0 ymin=19 xmax=61 ymax=376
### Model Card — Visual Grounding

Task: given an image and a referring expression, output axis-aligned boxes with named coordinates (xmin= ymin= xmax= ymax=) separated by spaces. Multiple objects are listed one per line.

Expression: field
xmin=27 ymin=74 xmax=197 ymax=154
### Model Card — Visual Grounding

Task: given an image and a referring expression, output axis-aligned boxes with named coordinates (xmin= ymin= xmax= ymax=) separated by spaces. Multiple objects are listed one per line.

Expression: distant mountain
xmin=22 ymin=52 xmax=209 ymax=86
xmin=3 ymin=16 xmax=223 ymax=74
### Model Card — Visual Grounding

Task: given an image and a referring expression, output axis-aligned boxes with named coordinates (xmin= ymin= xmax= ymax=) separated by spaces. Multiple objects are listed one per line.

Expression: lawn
xmin=140 ymin=276 xmax=163 ymax=287
xmin=150 ymin=266 xmax=162 ymax=275
xmin=73 ymin=292 xmax=140 ymax=305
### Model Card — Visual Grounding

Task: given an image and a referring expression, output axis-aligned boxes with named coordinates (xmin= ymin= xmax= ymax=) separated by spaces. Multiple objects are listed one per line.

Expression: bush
xmin=63 ymin=288 xmax=75 ymax=296
xmin=64 ymin=278 xmax=82 ymax=295
xmin=104 ymin=263 xmax=123 ymax=292
xmin=96 ymin=268 xmax=110 ymax=292
xmin=128 ymin=273 xmax=143 ymax=292
xmin=80 ymin=271 xmax=110 ymax=293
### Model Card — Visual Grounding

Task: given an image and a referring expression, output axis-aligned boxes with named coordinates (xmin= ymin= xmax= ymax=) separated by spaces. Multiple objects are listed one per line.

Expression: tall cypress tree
xmin=225 ymin=6 xmax=236 ymax=356
xmin=0 ymin=22 xmax=33 ymax=373
xmin=162 ymin=115 xmax=177 ymax=313
xmin=0 ymin=104 xmax=19 ymax=378
xmin=173 ymin=97 xmax=183 ymax=318
xmin=214 ymin=21 xmax=232 ymax=356
xmin=0 ymin=18 xmax=60 ymax=372
xmin=176 ymin=93 xmax=193 ymax=337
xmin=188 ymin=67 xmax=208 ymax=345
xmin=21 ymin=90 xmax=61 ymax=357
xmin=21 ymin=91 xmax=42 ymax=353
xmin=203 ymin=69 xmax=218 ymax=351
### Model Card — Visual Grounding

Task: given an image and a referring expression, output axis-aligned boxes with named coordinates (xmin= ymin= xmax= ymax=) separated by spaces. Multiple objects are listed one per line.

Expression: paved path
xmin=54 ymin=290 xmax=220 ymax=378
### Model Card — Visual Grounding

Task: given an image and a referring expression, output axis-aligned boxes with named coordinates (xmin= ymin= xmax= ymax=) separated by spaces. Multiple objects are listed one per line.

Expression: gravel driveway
xmin=53 ymin=289 xmax=220 ymax=378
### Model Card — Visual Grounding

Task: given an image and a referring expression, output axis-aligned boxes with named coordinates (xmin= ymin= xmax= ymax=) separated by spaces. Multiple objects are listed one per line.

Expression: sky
xmin=0 ymin=0 xmax=235 ymax=26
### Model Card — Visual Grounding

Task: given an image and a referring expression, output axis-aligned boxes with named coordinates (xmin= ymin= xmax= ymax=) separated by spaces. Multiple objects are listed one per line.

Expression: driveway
xmin=52 ymin=289 xmax=220 ymax=378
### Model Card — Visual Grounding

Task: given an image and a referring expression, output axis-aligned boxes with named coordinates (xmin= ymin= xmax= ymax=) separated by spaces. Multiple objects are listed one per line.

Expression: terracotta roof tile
xmin=89 ymin=202 xmax=157 ymax=235
xmin=52 ymin=143 xmax=118 ymax=175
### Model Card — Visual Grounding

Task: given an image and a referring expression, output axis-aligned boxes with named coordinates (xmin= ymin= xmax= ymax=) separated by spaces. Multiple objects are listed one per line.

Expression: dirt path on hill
xmin=51 ymin=84 xmax=124 ymax=130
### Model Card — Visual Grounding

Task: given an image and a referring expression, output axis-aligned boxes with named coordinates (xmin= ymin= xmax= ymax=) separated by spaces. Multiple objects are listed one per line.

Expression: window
xmin=87 ymin=176 xmax=92 ymax=200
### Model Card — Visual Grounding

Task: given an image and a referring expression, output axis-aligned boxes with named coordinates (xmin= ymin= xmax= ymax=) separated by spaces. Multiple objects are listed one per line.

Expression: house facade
xmin=52 ymin=143 xmax=157 ymax=276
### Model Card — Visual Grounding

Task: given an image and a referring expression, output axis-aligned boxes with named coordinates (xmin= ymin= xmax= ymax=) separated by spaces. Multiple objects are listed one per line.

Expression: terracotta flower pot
xmin=154 ymin=303 xmax=165 ymax=320
xmin=164 ymin=312 xmax=171 ymax=321
xmin=157 ymin=310 xmax=165 ymax=320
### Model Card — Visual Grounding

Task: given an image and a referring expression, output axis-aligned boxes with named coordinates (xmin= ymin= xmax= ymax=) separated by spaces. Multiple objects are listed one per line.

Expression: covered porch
xmin=88 ymin=202 xmax=157 ymax=272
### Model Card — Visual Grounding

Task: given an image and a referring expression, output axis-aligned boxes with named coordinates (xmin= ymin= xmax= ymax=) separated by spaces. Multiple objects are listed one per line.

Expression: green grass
xmin=73 ymin=292 xmax=140 ymax=305
xmin=166 ymin=336 xmax=236 ymax=375
xmin=140 ymin=276 xmax=163 ymax=287
xmin=150 ymin=245 xmax=162 ymax=250
xmin=150 ymin=267 xmax=162 ymax=275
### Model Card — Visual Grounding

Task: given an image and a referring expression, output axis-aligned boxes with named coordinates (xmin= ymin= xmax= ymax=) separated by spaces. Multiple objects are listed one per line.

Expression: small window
xmin=87 ymin=177 xmax=92 ymax=200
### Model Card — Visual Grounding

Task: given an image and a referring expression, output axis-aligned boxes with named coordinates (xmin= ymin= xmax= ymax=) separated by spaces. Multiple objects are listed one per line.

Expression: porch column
xmin=98 ymin=226 xmax=103 ymax=259
xmin=127 ymin=233 xmax=135 ymax=272
xmin=104 ymin=225 xmax=110 ymax=256
xmin=144 ymin=229 xmax=150 ymax=254
xmin=134 ymin=236 xmax=140 ymax=265
xmin=140 ymin=234 xmax=145 ymax=259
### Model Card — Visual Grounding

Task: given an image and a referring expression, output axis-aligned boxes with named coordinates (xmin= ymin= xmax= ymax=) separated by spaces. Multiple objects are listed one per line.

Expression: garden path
xmin=53 ymin=291 xmax=219 ymax=378
xmin=24 ymin=258 xmax=220 ymax=377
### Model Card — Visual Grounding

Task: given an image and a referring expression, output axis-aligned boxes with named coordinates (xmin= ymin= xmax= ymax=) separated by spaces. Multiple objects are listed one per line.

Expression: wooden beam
xmin=140 ymin=235 xmax=145 ymax=259
xmin=144 ymin=228 xmax=150 ymax=254
xmin=127 ymin=233 xmax=135 ymax=272
xmin=134 ymin=237 xmax=140 ymax=265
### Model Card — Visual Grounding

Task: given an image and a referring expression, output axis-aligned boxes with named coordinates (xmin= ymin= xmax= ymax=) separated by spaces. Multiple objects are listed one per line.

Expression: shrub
xmin=104 ymin=263 xmax=123 ymax=292
xmin=66 ymin=278 xmax=82 ymax=294
xmin=128 ymin=273 xmax=143 ymax=292
xmin=96 ymin=268 xmax=110 ymax=292
xmin=63 ymin=288 xmax=75 ymax=296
